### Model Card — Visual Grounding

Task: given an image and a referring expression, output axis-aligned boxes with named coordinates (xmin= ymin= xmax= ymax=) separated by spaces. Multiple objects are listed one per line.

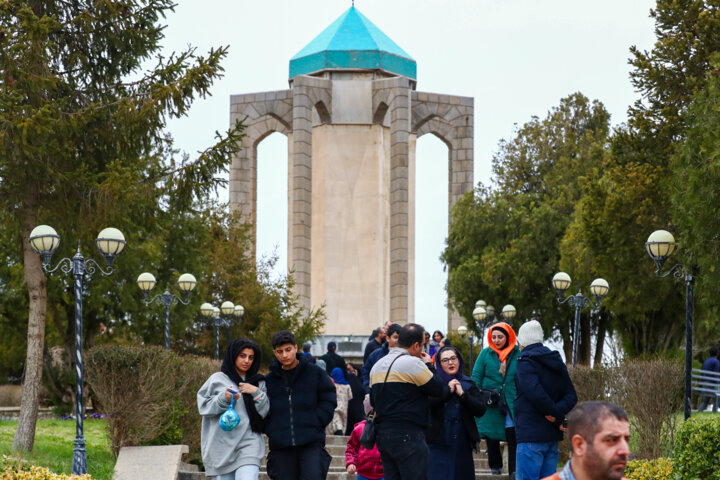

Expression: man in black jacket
xmin=319 ymin=341 xmax=347 ymax=376
xmin=264 ymin=330 xmax=337 ymax=480
xmin=364 ymin=327 xmax=385 ymax=362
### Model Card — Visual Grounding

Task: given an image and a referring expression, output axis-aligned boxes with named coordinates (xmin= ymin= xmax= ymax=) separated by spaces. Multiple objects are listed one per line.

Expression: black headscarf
xmin=221 ymin=338 xmax=265 ymax=433
xmin=436 ymin=345 xmax=465 ymax=384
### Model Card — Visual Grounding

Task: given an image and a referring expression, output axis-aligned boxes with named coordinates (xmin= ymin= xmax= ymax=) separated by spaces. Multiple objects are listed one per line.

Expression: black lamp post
xmin=29 ymin=225 xmax=126 ymax=475
xmin=137 ymin=272 xmax=197 ymax=349
xmin=201 ymin=301 xmax=243 ymax=359
xmin=645 ymin=229 xmax=695 ymax=421
xmin=552 ymin=272 xmax=609 ymax=368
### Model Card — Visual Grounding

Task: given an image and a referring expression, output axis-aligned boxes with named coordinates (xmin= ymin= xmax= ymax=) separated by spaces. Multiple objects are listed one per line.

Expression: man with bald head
xmin=542 ymin=401 xmax=630 ymax=480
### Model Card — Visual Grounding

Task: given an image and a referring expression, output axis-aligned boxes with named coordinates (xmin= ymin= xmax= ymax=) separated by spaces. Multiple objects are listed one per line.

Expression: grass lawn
xmin=0 ymin=418 xmax=114 ymax=480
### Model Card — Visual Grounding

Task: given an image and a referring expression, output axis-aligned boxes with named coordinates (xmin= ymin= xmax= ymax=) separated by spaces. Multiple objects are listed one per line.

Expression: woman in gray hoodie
xmin=198 ymin=338 xmax=269 ymax=479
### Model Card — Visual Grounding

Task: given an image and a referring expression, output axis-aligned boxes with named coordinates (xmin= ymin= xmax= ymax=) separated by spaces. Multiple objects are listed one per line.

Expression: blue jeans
xmin=376 ymin=428 xmax=428 ymax=480
xmin=358 ymin=476 xmax=383 ymax=480
xmin=516 ymin=442 xmax=559 ymax=480
xmin=213 ymin=465 xmax=260 ymax=480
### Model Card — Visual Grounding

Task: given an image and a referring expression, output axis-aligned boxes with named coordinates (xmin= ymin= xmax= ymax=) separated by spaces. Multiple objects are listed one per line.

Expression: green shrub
xmin=0 ymin=455 xmax=92 ymax=479
xmin=85 ymin=345 xmax=217 ymax=461
xmin=625 ymin=458 xmax=673 ymax=480
xmin=672 ymin=416 xmax=720 ymax=480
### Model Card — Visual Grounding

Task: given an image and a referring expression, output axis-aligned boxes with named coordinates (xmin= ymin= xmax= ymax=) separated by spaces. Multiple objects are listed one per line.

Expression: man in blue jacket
xmin=514 ymin=320 xmax=577 ymax=480
xmin=362 ymin=323 xmax=401 ymax=393
xmin=264 ymin=330 xmax=337 ymax=480
xmin=698 ymin=346 xmax=720 ymax=412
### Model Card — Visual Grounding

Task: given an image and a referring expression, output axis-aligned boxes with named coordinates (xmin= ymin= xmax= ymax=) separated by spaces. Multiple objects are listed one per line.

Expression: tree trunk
xmin=13 ymin=197 xmax=46 ymax=452
xmin=593 ymin=310 xmax=608 ymax=367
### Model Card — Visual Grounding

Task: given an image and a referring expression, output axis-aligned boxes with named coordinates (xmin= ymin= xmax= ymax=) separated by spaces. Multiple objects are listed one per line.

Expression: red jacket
xmin=345 ymin=421 xmax=383 ymax=479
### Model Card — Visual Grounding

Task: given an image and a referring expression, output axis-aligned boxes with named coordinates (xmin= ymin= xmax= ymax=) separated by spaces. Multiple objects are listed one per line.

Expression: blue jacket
xmin=362 ymin=342 xmax=389 ymax=393
xmin=514 ymin=343 xmax=577 ymax=444
xmin=702 ymin=356 xmax=720 ymax=373
xmin=264 ymin=354 xmax=337 ymax=449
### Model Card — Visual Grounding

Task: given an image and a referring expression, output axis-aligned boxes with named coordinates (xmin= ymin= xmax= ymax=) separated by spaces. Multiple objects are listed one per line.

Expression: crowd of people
xmin=196 ymin=322 xmax=632 ymax=480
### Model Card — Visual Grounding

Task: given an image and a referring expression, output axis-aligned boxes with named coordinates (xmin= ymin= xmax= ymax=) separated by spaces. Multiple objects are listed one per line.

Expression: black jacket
xmin=363 ymin=338 xmax=382 ymax=362
xmin=514 ymin=343 xmax=577 ymax=443
xmin=319 ymin=350 xmax=347 ymax=376
xmin=427 ymin=376 xmax=486 ymax=450
xmin=264 ymin=354 xmax=337 ymax=449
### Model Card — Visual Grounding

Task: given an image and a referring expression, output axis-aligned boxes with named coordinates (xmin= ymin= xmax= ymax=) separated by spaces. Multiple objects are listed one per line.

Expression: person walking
xmin=370 ymin=323 xmax=444 ymax=480
xmin=197 ymin=338 xmax=268 ymax=480
xmin=345 ymin=396 xmax=384 ymax=480
xmin=365 ymin=327 xmax=386 ymax=362
xmin=429 ymin=330 xmax=444 ymax=358
xmin=362 ymin=323 xmax=401 ymax=393
xmin=346 ymin=364 xmax=366 ymax=435
xmin=327 ymin=367 xmax=353 ymax=435
xmin=698 ymin=346 xmax=720 ymax=412
xmin=264 ymin=331 xmax=337 ymax=480
xmin=427 ymin=346 xmax=487 ymax=480
xmin=320 ymin=341 xmax=348 ymax=376
xmin=472 ymin=322 xmax=520 ymax=476
xmin=515 ymin=320 xmax=577 ymax=480
xmin=542 ymin=401 xmax=630 ymax=480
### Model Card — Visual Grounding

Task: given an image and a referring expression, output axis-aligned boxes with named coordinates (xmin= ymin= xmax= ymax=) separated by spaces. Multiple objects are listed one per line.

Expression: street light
xmin=137 ymin=272 xmax=197 ymax=349
xmin=501 ymin=304 xmax=516 ymax=321
xmin=552 ymin=272 xmax=609 ymax=368
xmin=457 ymin=325 xmax=473 ymax=373
xmin=220 ymin=301 xmax=245 ymax=349
xmin=645 ymin=229 xmax=694 ymax=420
xmin=29 ymin=225 xmax=126 ymax=475
xmin=473 ymin=305 xmax=487 ymax=349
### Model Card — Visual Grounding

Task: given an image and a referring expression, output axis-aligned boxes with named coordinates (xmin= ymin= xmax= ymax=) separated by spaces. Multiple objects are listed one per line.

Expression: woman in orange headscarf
xmin=471 ymin=322 xmax=519 ymax=477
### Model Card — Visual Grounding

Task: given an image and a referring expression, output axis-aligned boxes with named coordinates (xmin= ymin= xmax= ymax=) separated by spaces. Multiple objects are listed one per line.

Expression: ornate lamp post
xmin=501 ymin=304 xmax=517 ymax=322
xmin=456 ymin=325 xmax=472 ymax=373
xmin=137 ymin=272 xmax=197 ymax=349
xmin=220 ymin=301 xmax=245 ymax=349
xmin=472 ymin=304 xmax=487 ymax=349
xmin=200 ymin=303 xmax=220 ymax=359
xmin=29 ymin=225 xmax=126 ymax=475
xmin=645 ymin=229 xmax=695 ymax=420
xmin=552 ymin=272 xmax=609 ymax=368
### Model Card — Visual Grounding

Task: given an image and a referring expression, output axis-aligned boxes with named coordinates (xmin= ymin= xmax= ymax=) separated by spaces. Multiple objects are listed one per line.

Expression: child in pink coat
xmin=345 ymin=395 xmax=384 ymax=480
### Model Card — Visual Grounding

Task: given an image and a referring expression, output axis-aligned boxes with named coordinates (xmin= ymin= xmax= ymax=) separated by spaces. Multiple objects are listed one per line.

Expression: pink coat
xmin=345 ymin=421 xmax=384 ymax=479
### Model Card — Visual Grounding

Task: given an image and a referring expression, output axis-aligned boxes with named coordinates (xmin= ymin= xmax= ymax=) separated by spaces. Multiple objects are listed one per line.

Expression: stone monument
xmin=229 ymin=6 xmax=474 ymax=350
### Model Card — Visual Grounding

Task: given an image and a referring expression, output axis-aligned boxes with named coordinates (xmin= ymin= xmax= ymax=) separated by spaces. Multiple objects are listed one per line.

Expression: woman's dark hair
xmin=433 ymin=330 xmax=444 ymax=339
xmin=220 ymin=338 xmax=265 ymax=433
xmin=221 ymin=338 xmax=262 ymax=383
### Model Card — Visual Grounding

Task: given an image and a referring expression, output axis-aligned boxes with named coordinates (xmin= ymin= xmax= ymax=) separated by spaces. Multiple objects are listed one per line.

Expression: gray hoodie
xmin=197 ymin=371 xmax=269 ymax=476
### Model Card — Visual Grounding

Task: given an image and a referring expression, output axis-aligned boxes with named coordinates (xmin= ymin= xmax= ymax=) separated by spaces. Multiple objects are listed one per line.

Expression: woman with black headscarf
xmin=427 ymin=345 xmax=486 ymax=479
xmin=197 ymin=338 xmax=268 ymax=480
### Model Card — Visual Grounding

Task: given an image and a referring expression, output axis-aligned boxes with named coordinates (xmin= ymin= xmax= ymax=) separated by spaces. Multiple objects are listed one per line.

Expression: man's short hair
xmin=387 ymin=323 xmax=402 ymax=337
xmin=711 ymin=346 xmax=719 ymax=357
xmin=398 ymin=323 xmax=425 ymax=348
xmin=327 ymin=341 xmax=337 ymax=351
xmin=568 ymin=401 xmax=628 ymax=444
xmin=272 ymin=330 xmax=296 ymax=348
xmin=302 ymin=342 xmax=312 ymax=352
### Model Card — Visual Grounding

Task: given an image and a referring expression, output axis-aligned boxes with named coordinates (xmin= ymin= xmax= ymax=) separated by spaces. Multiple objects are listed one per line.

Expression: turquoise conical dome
xmin=289 ymin=6 xmax=416 ymax=80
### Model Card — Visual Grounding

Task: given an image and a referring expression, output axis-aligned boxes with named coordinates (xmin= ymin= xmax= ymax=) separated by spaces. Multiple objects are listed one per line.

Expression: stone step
xmin=178 ymin=470 xmax=511 ymax=480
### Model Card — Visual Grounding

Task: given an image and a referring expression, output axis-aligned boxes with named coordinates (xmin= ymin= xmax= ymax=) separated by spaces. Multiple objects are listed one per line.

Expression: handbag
xmin=219 ymin=391 xmax=241 ymax=431
xmin=359 ymin=352 xmax=408 ymax=449
xmin=479 ymin=388 xmax=501 ymax=407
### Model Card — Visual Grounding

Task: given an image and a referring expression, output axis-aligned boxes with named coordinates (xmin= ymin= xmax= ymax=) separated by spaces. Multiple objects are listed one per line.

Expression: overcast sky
xmin=159 ymin=0 xmax=657 ymax=336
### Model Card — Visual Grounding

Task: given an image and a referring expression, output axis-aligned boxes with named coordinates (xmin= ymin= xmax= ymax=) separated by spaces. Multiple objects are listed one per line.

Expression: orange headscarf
xmin=486 ymin=322 xmax=517 ymax=364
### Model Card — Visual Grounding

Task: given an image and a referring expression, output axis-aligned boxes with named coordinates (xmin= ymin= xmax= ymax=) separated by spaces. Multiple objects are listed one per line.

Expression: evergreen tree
xmin=0 ymin=0 xmax=242 ymax=451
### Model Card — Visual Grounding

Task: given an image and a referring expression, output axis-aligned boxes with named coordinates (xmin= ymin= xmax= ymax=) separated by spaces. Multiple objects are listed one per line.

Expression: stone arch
xmin=373 ymin=101 xmax=389 ymax=125
xmin=314 ymin=101 xmax=331 ymax=124
xmin=414 ymin=116 xmax=454 ymax=148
